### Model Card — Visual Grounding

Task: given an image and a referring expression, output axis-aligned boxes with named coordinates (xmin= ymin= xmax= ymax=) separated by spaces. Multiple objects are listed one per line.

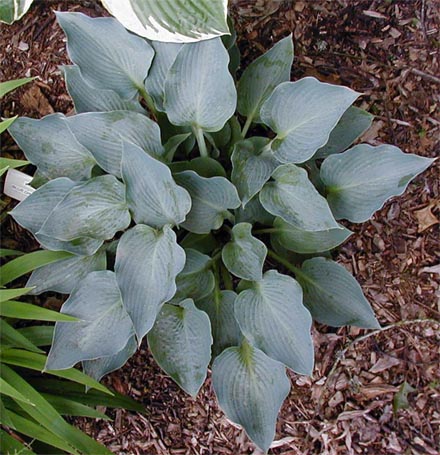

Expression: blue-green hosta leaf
xmin=145 ymin=41 xmax=183 ymax=111
xmin=237 ymin=35 xmax=293 ymax=124
xmin=321 ymin=144 xmax=435 ymax=223
xmin=297 ymin=257 xmax=380 ymax=328
xmin=121 ymin=141 xmax=191 ymax=228
xmin=271 ymin=217 xmax=352 ymax=254
xmin=314 ymin=106 xmax=374 ymax=159
xmin=231 ymin=137 xmax=279 ymax=207
xmin=148 ymin=299 xmax=212 ymax=397
xmin=115 ymin=225 xmax=186 ymax=341
xmin=164 ymin=38 xmax=236 ymax=132
xmin=46 ymin=271 xmax=135 ymax=370
xmin=0 ymin=0 xmax=33 ymax=24
xmin=260 ymin=164 xmax=339 ymax=231
xmin=26 ymin=249 xmax=107 ymax=295
xmin=82 ymin=335 xmax=137 ymax=382
xmin=197 ymin=290 xmax=242 ymax=358
xmin=56 ymin=12 xmax=154 ymax=99
xmin=222 ymin=223 xmax=267 ymax=281
xmin=174 ymin=171 xmax=241 ymax=234
xmin=62 ymin=66 xmax=145 ymax=114
xmin=260 ymin=77 xmax=360 ymax=163
xmin=235 ymin=270 xmax=313 ymax=374
xmin=10 ymin=178 xmax=103 ymax=256
xmin=66 ymin=111 xmax=163 ymax=177
xmin=173 ymin=249 xmax=215 ymax=302
xmin=235 ymin=196 xmax=275 ymax=226
xmin=101 ymin=0 xmax=229 ymax=43
xmin=8 ymin=114 xmax=96 ymax=180
xmin=38 ymin=175 xmax=130 ymax=241
xmin=170 ymin=157 xmax=227 ymax=178
xmin=212 ymin=341 xmax=290 ymax=453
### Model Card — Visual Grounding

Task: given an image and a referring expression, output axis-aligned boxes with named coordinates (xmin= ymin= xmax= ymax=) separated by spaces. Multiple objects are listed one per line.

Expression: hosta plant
xmin=6 ymin=12 xmax=434 ymax=452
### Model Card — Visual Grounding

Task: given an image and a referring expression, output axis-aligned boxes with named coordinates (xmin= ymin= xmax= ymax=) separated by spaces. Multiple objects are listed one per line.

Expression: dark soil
xmin=1 ymin=1 xmax=439 ymax=454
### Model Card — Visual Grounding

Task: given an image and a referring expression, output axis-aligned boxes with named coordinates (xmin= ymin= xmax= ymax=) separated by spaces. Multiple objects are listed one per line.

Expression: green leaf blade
xmin=260 ymin=77 xmax=360 ymax=163
xmin=148 ymin=299 xmax=212 ymax=397
xmin=321 ymin=144 xmax=435 ymax=222
xmin=222 ymin=223 xmax=267 ymax=281
xmin=297 ymin=257 xmax=380 ymax=329
xmin=212 ymin=341 xmax=290 ymax=452
xmin=260 ymin=164 xmax=339 ymax=231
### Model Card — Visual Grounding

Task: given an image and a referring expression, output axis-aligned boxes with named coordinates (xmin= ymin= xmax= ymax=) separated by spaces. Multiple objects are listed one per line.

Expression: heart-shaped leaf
xmin=115 ymin=225 xmax=186 ymax=341
xmin=260 ymin=77 xmax=359 ymax=163
xmin=121 ymin=141 xmax=191 ymax=228
xmin=237 ymin=35 xmax=293 ymax=124
xmin=231 ymin=137 xmax=279 ymax=207
xmin=145 ymin=41 xmax=183 ymax=111
xmin=297 ymin=257 xmax=380 ymax=328
xmin=26 ymin=249 xmax=107 ymax=295
xmin=101 ymin=0 xmax=229 ymax=43
xmin=46 ymin=271 xmax=135 ymax=370
xmin=271 ymin=217 xmax=352 ymax=254
xmin=313 ymin=106 xmax=373 ymax=159
xmin=67 ymin=111 xmax=163 ymax=177
xmin=321 ymin=144 xmax=435 ymax=222
xmin=235 ymin=270 xmax=314 ymax=374
xmin=10 ymin=178 xmax=103 ymax=256
xmin=174 ymin=171 xmax=241 ymax=234
xmin=260 ymin=164 xmax=339 ymax=231
xmin=148 ymin=299 xmax=212 ymax=397
xmin=222 ymin=223 xmax=267 ymax=281
xmin=212 ymin=340 xmax=290 ymax=453
xmin=56 ymin=12 xmax=154 ymax=99
xmin=197 ymin=290 xmax=242 ymax=358
xmin=38 ymin=175 xmax=130 ymax=241
xmin=8 ymin=114 xmax=96 ymax=180
xmin=62 ymin=65 xmax=145 ymax=114
xmin=173 ymin=249 xmax=215 ymax=302
xmin=82 ymin=335 xmax=137 ymax=382
xmin=164 ymin=38 xmax=237 ymax=132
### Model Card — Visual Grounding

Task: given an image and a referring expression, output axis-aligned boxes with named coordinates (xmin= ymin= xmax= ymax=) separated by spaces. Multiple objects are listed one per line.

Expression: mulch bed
xmin=1 ymin=1 xmax=439 ymax=454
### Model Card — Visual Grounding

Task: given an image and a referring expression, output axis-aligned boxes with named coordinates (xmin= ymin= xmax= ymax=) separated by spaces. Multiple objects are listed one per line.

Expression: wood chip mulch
xmin=1 ymin=1 xmax=439 ymax=454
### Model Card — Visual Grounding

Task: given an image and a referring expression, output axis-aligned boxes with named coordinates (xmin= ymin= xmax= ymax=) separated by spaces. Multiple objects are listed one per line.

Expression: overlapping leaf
xmin=67 ymin=111 xmax=163 ymax=177
xmin=10 ymin=178 xmax=103 ymax=256
xmin=271 ymin=218 xmax=352 ymax=254
xmin=197 ymin=290 xmax=242 ymax=358
xmin=38 ymin=175 xmax=130 ymax=241
xmin=237 ymin=35 xmax=293 ymax=124
xmin=260 ymin=164 xmax=339 ymax=231
xmin=56 ymin=12 xmax=154 ymax=98
xmin=222 ymin=223 xmax=267 ymax=281
xmin=164 ymin=38 xmax=237 ymax=132
xmin=260 ymin=77 xmax=359 ymax=163
xmin=0 ymin=0 xmax=33 ymax=24
xmin=173 ymin=249 xmax=215 ymax=302
xmin=148 ymin=299 xmax=212 ymax=397
xmin=115 ymin=225 xmax=186 ymax=341
xmin=145 ymin=41 xmax=183 ymax=111
xmin=62 ymin=66 xmax=145 ymax=114
xmin=8 ymin=114 xmax=96 ymax=180
xmin=121 ymin=141 xmax=191 ymax=228
xmin=174 ymin=171 xmax=241 ymax=234
xmin=321 ymin=144 xmax=435 ymax=222
xmin=231 ymin=137 xmax=279 ymax=207
xmin=235 ymin=270 xmax=314 ymax=374
xmin=46 ymin=271 xmax=135 ymax=370
xmin=26 ymin=249 xmax=107 ymax=295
